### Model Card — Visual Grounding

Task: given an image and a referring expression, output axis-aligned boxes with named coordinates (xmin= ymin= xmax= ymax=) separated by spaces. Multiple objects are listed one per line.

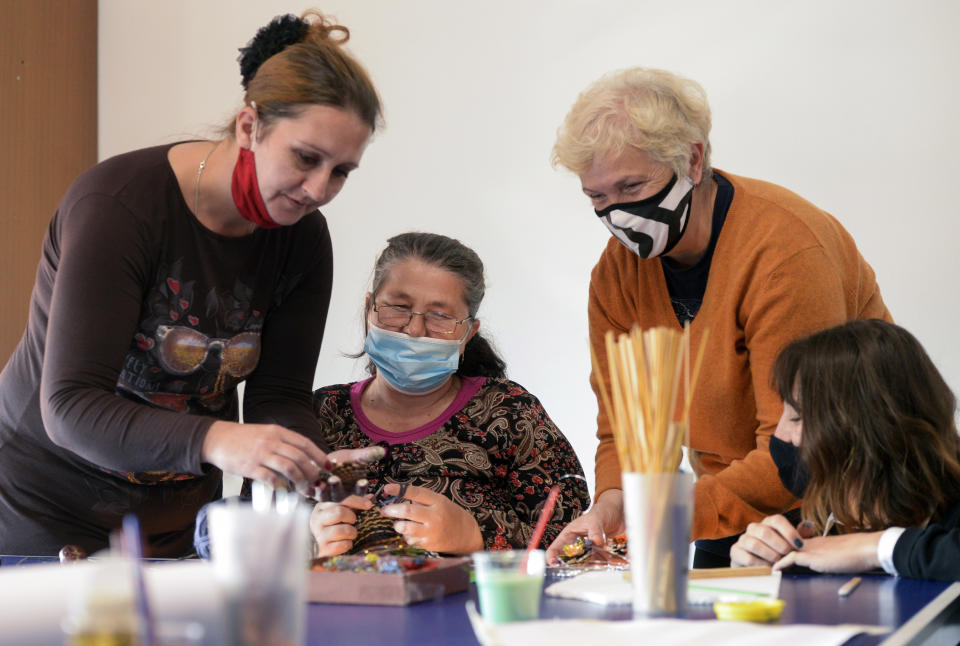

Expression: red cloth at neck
xmin=230 ymin=147 xmax=281 ymax=229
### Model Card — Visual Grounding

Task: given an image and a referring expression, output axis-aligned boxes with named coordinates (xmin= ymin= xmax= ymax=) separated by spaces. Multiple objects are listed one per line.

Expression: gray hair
xmin=552 ymin=67 xmax=712 ymax=181
xmin=369 ymin=232 xmax=485 ymax=318
xmin=364 ymin=232 xmax=507 ymax=379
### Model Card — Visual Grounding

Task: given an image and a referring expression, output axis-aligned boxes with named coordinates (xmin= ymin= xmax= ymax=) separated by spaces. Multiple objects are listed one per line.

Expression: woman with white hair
xmin=546 ymin=68 xmax=890 ymax=567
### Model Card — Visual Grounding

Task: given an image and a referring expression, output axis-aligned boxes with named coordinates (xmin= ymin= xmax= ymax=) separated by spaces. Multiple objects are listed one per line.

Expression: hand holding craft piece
xmin=310 ymin=447 xmax=415 ymax=557
xmin=313 ymin=445 xmax=386 ymax=502
xmin=379 ymin=483 xmax=484 ymax=554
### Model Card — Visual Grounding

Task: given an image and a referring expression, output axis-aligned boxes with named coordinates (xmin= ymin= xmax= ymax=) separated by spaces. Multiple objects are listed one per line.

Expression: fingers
xmin=545 ymin=536 xmax=567 ymax=563
xmin=773 ymin=550 xmax=800 ymax=571
xmin=336 ymin=494 xmax=373 ymax=512
xmin=730 ymin=540 xmax=775 ymax=567
xmin=204 ymin=422 xmax=340 ymax=494
xmin=378 ymin=490 xmax=435 ymax=547
xmin=329 ymin=445 xmax=386 ymax=465
xmin=546 ymin=515 xmax=592 ymax=563
xmin=268 ymin=439 xmax=326 ymax=488
xmin=797 ymin=520 xmax=818 ymax=540
xmin=762 ymin=514 xmax=804 ymax=546
xmin=757 ymin=515 xmax=802 ymax=550
xmin=312 ymin=501 xmax=358 ymax=527
xmin=384 ymin=484 xmax=434 ymax=506
xmin=274 ymin=427 xmax=330 ymax=470
xmin=391 ymin=519 xmax=424 ymax=540
xmin=586 ymin=522 xmax=607 ymax=548
xmin=734 ymin=519 xmax=796 ymax=565
xmin=249 ymin=466 xmax=294 ymax=492
xmin=226 ymin=424 xmax=329 ymax=489
xmin=381 ymin=500 xmax=427 ymax=524
xmin=316 ymin=539 xmax=354 ymax=557
xmin=309 ymin=502 xmax=360 ymax=558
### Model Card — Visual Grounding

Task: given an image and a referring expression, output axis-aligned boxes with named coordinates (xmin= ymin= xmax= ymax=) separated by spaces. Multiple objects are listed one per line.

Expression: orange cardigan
xmin=588 ymin=171 xmax=890 ymax=540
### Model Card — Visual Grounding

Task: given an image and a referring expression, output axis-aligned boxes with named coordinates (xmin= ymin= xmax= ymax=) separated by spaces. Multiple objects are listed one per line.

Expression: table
xmin=306 ymin=572 xmax=960 ymax=646
xmin=3 ymin=557 xmax=959 ymax=645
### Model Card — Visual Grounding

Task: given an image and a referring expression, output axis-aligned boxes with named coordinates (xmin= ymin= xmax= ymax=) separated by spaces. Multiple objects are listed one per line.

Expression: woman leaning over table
xmin=731 ymin=320 xmax=960 ymax=582
xmin=310 ymin=233 xmax=591 ymax=556
xmin=0 ymin=11 xmax=381 ymax=557
xmin=546 ymin=68 xmax=891 ymax=567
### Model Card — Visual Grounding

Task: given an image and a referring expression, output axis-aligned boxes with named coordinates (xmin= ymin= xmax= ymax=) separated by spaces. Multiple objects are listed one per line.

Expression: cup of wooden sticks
xmin=591 ymin=324 xmax=707 ymax=617
xmin=622 ymin=468 xmax=694 ymax=616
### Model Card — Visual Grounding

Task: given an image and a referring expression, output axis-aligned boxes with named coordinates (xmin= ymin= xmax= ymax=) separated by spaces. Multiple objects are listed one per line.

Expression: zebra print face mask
xmin=594 ymin=175 xmax=694 ymax=258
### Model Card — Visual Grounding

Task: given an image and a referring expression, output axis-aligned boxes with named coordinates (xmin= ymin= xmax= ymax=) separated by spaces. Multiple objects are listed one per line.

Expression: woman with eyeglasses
xmin=730 ymin=320 xmax=960 ymax=581
xmin=0 ymin=11 xmax=380 ymax=557
xmin=309 ymin=232 xmax=591 ymax=556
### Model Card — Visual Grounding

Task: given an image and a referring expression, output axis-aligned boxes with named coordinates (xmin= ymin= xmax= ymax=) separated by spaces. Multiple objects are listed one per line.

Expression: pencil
xmin=838 ymin=576 xmax=862 ymax=597
xmin=689 ymin=566 xmax=772 ymax=579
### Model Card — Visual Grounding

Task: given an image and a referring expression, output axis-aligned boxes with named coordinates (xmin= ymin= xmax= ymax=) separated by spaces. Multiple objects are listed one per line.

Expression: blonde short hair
xmin=552 ymin=68 xmax=712 ymax=180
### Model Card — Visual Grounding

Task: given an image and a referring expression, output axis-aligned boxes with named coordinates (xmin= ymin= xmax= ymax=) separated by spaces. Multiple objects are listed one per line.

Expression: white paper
xmin=0 ymin=559 xmax=223 ymax=646
xmin=467 ymin=601 xmax=866 ymax=646
xmin=544 ymin=568 xmax=782 ymax=606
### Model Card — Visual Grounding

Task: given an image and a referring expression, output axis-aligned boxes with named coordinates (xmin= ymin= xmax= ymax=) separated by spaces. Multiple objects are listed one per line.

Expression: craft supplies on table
xmin=307 ymin=555 xmax=470 ymax=605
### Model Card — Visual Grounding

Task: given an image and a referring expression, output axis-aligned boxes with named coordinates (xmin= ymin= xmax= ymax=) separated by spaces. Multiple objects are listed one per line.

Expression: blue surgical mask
xmin=363 ymin=324 xmax=462 ymax=395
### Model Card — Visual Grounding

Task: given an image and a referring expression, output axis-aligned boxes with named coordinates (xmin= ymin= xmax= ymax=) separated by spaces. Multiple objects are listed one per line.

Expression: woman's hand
xmin=773 ymin=533 xmax=883 ymax=574
xmin=379 ymin=484 xmax=483 ymax=554
xmin=730 ymin=514 xmax=811 ymax=567
xmin=327 ymin=445 xmax=387 ymax=469
xmin=546 ymin=488 xmax=625 ymax=563
xmin=201 ymin=420 xmax=330 ymax=495
xmin=310 ymin=495 xmax=374 ymax=558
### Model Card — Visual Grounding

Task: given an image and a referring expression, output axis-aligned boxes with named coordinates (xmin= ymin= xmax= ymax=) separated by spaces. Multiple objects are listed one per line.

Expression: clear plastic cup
xmin=208 ymin=502 xmax=311 ymax=646
xmin=472 ymin=550 xmax=545 ymax=623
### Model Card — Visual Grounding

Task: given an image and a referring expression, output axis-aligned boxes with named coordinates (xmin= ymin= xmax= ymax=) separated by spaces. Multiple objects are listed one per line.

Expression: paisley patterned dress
xmin=314 ymin=376 xmax=591 ymax=550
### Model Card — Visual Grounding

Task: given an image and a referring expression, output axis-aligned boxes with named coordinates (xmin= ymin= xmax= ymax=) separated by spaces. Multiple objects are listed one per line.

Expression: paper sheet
xmin=0 ymin=559 xmax=223 ymax=646
xmin=466 ymin=601 xmax=867 ymax=646
xmin=544 ymin=568 xmax=781 ymax=605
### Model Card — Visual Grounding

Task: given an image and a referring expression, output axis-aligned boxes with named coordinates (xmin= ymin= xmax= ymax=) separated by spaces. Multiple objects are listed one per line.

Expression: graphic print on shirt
xmin=114 ymin=258 xmax=266 ymax=484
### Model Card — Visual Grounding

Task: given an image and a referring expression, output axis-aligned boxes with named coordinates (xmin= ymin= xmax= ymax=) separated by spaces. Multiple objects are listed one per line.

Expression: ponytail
xmin=459 ymin=332 xmax=506 ymax=379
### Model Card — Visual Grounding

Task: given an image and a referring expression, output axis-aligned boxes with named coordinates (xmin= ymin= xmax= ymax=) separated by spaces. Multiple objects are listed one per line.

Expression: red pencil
xmin=524 ymin=484 xmax=560 ymax=568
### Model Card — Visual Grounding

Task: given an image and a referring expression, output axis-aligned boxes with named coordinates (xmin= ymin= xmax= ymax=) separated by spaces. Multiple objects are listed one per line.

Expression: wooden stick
xmin=600 ymin=325 xmax=708 ymax=475
xmin=590 ymin=342 xmax=628 ymax=473
xmin=689 ymin=566 xmax=773 ymax=580
xmin=838 ymin=576 xmax=862 ymax=597
xmin=606 ymin=331 xmax=633 ymax=472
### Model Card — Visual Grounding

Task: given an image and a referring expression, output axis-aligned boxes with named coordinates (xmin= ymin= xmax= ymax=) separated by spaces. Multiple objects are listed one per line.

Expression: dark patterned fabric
xmin=314 ymin=378 xmax=591 ymax=550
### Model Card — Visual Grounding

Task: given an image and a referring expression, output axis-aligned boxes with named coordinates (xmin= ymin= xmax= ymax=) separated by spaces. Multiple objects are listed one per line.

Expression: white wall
xmin=100 ymin=1 xmax=960 ymax=498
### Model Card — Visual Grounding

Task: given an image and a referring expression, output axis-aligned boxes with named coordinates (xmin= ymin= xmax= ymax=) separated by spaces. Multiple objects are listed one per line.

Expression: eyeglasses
xmin=373 ymin=304 xmax=472 ymax=336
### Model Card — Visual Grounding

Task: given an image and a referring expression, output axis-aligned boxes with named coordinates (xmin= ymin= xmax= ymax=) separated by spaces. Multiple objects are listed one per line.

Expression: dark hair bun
xmin=238 ymin=14 xmax=309 ymax=89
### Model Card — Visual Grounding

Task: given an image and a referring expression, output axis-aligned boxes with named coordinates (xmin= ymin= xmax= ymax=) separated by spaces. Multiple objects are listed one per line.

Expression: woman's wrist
xmin=200 ymin=420 xmax=232 ymax=464
xmin=594 ymin=488 xmax=623 ymax=516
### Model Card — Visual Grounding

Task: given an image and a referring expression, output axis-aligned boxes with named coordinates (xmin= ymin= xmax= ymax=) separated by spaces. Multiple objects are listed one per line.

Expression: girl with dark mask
xmin=730 ymin=320 xmax=960 ymax=581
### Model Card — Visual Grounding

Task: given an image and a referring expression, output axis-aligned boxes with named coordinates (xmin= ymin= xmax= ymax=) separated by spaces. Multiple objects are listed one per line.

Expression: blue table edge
xmin=882 ymin=581 xmax=960 ymax=646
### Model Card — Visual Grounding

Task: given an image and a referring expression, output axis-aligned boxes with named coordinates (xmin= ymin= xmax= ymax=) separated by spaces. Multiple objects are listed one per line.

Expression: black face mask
xmin=594 ymin=175 xmax=694 ymax=258
xmin=769 ymin=435 xmax=809 ymax=498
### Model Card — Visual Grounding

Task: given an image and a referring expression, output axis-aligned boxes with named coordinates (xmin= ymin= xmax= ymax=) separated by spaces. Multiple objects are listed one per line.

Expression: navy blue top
xmin=661 ymin=172 xmax=734 ymax=324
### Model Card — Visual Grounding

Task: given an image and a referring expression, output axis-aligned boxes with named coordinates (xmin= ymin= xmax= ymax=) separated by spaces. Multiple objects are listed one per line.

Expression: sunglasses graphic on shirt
xmin=155 ymin=325 xmax=261 ymax=382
